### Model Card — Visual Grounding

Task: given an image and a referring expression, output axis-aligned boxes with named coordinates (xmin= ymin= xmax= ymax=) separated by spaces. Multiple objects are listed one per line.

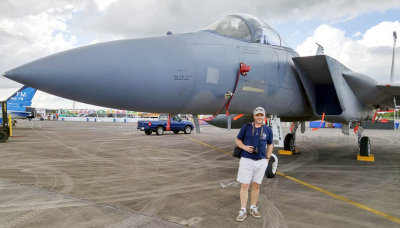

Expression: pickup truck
xmin=137 ymin=115 xmax=194 ymax=135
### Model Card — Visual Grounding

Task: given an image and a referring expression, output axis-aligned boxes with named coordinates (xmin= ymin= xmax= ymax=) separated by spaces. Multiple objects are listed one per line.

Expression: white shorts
xmin=237 ymin=157 xmax=268 ymax=184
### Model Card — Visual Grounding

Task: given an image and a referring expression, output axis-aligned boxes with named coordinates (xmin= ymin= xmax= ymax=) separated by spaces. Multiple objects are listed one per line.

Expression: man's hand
xmin=236 ymin=138 xmax=254 ymax=154
xmin=242 ymin=145 xmax=254 ymax=153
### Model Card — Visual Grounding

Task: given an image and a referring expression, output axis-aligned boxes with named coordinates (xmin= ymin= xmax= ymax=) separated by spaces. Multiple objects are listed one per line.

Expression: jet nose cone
xmin=4 ymin=67 xmax=29 ymax=85
xmin=3 ymin=55 xmax=59 ymax=90
xmin=3 ymin=70 xmax=15 ymax=80
xmin=3 ymin=36 xmax=197 ymax=112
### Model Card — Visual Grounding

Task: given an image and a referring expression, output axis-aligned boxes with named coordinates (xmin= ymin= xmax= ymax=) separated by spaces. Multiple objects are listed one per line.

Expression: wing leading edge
xmin=343 ymin=72 xmax=400 ymax=109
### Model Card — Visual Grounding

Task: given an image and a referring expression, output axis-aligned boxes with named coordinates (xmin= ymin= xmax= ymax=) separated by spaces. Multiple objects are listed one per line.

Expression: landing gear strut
xmin=284 ymin=122 xmax=300 ymax=152
xmin=354 ymin=122 xmax=371 ymax=157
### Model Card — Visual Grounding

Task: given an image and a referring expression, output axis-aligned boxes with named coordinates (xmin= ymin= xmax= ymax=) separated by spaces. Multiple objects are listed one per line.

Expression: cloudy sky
xmin=0 ymin=0 xmax=399 ymax=109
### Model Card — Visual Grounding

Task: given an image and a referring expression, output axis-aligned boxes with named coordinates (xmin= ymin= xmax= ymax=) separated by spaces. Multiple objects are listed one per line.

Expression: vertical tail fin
xmin=6 ymin=86 xmax=37 ymax=107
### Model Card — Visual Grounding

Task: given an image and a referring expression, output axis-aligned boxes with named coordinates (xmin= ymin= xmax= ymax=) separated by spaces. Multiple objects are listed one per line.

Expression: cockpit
xmin=204 ymin=14 xmax=289 ymax=47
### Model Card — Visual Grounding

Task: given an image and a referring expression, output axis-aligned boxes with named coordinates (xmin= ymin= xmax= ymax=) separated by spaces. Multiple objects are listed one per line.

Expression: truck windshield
xmin=159 ymin=115 xmax=168 ymax=121
xmin=159 ymin=114 xmax=181 ymax=121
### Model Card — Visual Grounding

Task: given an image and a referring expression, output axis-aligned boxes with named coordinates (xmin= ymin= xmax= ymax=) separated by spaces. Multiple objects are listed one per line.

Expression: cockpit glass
xmin=204 ymin=14 xmax=290 ymax=48
xmin=204 ymin=16 xmax=251 ymax=41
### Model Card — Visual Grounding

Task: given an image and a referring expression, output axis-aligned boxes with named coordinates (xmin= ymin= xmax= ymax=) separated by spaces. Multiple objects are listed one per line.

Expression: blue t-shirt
xmin=237 ymin=123 xmax=273 ymax=159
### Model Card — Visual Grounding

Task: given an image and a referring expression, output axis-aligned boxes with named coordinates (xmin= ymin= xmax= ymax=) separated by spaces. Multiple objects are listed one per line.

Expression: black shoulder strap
xmin=244 ymin=123 xmax=252 ymax=135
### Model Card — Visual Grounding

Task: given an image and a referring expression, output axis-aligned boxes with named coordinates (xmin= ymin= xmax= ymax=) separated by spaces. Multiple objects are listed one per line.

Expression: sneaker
xmin=236 ymin=209 xmax=247 ymax=222
xmin=250 ymin=207 xmax=261 ymax=218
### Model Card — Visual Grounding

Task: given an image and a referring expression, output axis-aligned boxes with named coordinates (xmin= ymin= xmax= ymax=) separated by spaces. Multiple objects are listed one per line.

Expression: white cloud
xmin=94 ymin=0 xmax=118 ymax=12
xmin=67 ymin=0 xmax=400 ymax=39
xmin=296 ymin=21 xmax=400 ymax=83
xmin=0 ymin=88 xmax=20 ymax=101
xmin=352 ymin=31 xmax=362 ymax=37
xmin=360 ymin=21 xmax=400 ymax=47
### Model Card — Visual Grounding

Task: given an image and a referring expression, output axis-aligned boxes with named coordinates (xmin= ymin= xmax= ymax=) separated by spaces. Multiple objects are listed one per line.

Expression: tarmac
xmin=0 ymin=120 xmax=399 ymax=228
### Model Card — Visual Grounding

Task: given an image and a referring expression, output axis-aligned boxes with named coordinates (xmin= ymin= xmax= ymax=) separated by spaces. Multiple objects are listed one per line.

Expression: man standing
xmin=235 ymin=107 xmax=273 ymax=222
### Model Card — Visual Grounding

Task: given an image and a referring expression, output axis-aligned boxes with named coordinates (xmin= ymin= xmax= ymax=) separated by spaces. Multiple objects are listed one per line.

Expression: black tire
xmin=173 ymin=130 xmax=179 ymax=134
xmin=265 ymin=156 xmax=278 ymax=178
xmin=145 ymin=130 xmax=152 ymax=135
xmin=184 ymin=125 xmax=192 ymax=134
xmin=359 ymin=136 xmax=371 ymax=156
xmin=156 ymin=126 xmax=164 ymax=135
xmin=0 ymin=131 xmax=8 ymax=143
xmin=284 ymin=133 xmax=295 ymax=151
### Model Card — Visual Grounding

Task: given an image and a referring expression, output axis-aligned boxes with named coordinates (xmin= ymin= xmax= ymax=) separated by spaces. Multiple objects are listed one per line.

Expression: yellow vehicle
xmin=0 ymin=101 xmax=11 ymax=143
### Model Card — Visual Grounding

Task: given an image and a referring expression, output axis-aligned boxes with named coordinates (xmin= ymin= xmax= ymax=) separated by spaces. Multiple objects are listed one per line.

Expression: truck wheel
xmin=0 ymin=131 xmax=8 ymax=143
xmin=184 ymin=125 xmax=192 ymax=134
xmin=145 ymin=130 xmax=152 ymax=135
xmin=173 ymin=130 xmax=179 ymax=134
xmin=156 ymin=126 xmax=164 ymax=135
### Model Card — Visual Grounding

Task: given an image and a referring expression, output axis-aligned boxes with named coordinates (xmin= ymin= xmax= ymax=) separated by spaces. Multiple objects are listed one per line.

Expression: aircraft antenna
xmin=316 ymin=43 xmax=324 ymax=55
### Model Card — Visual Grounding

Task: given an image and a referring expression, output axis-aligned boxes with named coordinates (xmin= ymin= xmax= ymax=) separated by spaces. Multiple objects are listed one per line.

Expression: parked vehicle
xmin=137 ymin=114 xmax=194 ymax=135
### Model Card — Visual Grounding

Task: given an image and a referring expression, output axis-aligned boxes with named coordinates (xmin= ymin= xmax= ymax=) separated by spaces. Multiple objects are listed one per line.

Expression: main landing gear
xmin=279 ymin=119 xmax=373 ymax=161
xmin=353 ymin=122 xmax=373 ymax=160
xmin=281 ymin=122 xmax=302 ymax=154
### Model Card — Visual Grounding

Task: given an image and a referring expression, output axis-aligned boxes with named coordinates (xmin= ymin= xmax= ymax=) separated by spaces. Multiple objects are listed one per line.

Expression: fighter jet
xmin=3 ymin=14 xmax=400 ymax=158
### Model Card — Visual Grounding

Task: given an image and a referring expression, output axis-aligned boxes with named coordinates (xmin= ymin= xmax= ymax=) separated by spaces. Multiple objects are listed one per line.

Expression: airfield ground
xmin=0 ymin=120 xmax=399 ymax=227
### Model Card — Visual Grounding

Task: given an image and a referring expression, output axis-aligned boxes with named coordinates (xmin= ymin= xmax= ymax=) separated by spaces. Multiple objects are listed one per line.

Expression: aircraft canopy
xmin=204 ymin=14 xmax=288 ymax=47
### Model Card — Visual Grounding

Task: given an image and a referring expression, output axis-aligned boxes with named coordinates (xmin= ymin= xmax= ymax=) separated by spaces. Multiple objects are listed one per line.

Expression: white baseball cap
xmin=253 ymin=107 xmax=265 ymax=115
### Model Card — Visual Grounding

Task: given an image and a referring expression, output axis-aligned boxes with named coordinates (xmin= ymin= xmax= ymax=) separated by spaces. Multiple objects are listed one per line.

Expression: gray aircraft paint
xmin=3 ymin=14 xmax=399 ymax=125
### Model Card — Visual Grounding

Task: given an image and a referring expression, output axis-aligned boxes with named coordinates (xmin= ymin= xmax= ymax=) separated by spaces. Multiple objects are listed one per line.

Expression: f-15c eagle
xmin=4 ymin=14 xmax=399 ymax=163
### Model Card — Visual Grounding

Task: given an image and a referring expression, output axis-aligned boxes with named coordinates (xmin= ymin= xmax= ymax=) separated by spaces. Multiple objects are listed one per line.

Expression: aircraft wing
xmin=376 ymin=82 xmax=400 ymax=95
xmin=376 ymin=83 xmax=400 ymax=109
xmin=342 ymin=72 xmax=400 ymax=109
xmin=292 ymin=55 xmax=398 ymax=123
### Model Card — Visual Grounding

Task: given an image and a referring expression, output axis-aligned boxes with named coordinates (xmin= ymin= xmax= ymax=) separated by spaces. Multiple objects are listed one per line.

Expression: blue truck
xmin=137 ymin=114 xmax=194 ymax=135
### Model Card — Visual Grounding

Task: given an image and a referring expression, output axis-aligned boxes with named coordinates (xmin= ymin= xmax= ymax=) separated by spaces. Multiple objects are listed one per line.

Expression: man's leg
xmin=236 ymin=183 xmax=250 ymax=222
xmin=250 ymin=182 xmax=260 ymax=206
xmin=249 ymin=160 xmax=268 ymax=219
xmin=240 ymin=183 xmax=250 ymax=208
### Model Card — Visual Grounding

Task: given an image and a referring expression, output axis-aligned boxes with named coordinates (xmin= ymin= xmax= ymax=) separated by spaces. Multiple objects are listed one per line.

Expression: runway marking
xmin=276 ymin=172 xmax=400 ymax=224
xmin=183 ymin=135 xmax=400 ymax=225
xmin=182 ymin=135 xmax=231 ymax=156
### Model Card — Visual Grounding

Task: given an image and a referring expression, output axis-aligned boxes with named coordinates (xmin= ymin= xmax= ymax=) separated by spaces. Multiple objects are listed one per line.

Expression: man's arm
xmin=235 ymin=138 xmax=254 ymax=153
xmin=266 ymin=144 xmax=273 ymax=160
xmin=266 ymin=127 xmax=274 ymax=160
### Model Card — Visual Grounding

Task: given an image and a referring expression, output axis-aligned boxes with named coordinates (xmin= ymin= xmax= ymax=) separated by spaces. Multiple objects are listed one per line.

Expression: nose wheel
xmin=265 ymin=154 xmax=278 ymax=178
